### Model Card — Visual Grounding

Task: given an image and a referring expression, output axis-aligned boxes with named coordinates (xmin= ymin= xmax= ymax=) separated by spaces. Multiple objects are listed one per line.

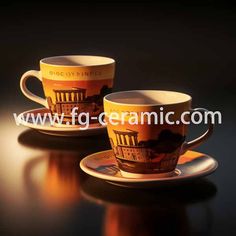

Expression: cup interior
xmin=40 ymin=55 xmax=115 ymax=67
xmin=105 ymin=90 xmax=191 ymax=106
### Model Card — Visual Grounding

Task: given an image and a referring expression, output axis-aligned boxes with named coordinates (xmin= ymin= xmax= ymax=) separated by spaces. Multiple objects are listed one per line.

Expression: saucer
xmin=80 ymin=150 xmax=218 ymax=188
xmin=18 ymin=108 xmax=106 ymax=137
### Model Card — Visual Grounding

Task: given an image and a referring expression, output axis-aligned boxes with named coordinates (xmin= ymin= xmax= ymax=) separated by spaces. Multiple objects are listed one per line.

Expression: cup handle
xmin=181 ymin=108 xmax=214 ymax=154
xmin=20 ymin=70 xmax=48 ymax=108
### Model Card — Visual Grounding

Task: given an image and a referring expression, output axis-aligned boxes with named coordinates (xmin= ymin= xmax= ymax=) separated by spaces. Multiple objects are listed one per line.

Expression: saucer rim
xmin=18 ymin=107 xmax=107 ymax=132
xmin=80 ymin=150 xmax=218 ymax=183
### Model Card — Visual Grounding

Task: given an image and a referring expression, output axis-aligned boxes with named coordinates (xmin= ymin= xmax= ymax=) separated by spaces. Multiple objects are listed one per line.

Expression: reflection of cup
xmin=81 ymin=178 xmax=216 ymax=236
xmin=20 ymin=55 xmax=115 ymax=124
xmin=23 ymin=152 xmax=82 ymax=208
xmin=104 ymin=205 xmax=189 ymax=236
xmin=104 ymin=90 xmax=214 ymax=177
xmin=42 ymin=152 xmax=81 ymax=206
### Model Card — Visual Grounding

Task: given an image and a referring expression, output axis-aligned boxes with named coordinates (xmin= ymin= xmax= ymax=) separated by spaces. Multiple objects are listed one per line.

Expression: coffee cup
xmin=20 ymin=55 xmax=115 ymax=125
xmin=104 ymin=90 xmax=213 ymax=178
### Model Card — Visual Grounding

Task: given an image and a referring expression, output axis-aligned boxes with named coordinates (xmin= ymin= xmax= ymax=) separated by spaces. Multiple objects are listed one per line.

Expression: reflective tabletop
xmin=0 ymin=110 xmax=234 ymax=236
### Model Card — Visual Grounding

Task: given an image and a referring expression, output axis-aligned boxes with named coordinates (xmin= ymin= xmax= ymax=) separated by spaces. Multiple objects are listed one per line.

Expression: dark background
xmin=1 ymin=1 xmax=235 ymax=108
xmin=0 ymin=1 xmax=235 ymax=235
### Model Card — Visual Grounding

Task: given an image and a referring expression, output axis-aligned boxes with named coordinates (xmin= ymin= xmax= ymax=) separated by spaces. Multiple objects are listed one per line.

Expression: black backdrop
xmin=1 ymin=1 xmax=235 ymax=108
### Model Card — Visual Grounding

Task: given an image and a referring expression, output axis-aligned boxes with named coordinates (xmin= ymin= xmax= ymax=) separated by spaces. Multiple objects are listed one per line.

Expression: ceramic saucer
xmin=18 ymin=108 xmax=106 ymax=137
xmin=80 ymin=150 xmax=218 ymax=188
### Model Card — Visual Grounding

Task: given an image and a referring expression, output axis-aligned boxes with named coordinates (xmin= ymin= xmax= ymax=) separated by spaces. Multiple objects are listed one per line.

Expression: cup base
xmin=120 ymin=169 xmax=180 ymax=179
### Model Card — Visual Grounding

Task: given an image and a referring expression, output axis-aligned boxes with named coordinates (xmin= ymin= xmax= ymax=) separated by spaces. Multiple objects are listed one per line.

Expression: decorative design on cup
xmin=104 ymin=90 xmax=214 ymax=177
xmin=109 ymin=128 xmax=185 ymax=174
xmin=46 ymin=85 xmax=112 ymax=124
xmin=20 ymin=55 xmax=115 ymax=125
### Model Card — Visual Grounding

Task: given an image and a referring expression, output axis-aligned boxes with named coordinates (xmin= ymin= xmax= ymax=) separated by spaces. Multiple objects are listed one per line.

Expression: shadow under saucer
xmin=81 ymin=177 xmax=217 ymax=207
xmin=18 ymin=129 xmax=111 ymax=153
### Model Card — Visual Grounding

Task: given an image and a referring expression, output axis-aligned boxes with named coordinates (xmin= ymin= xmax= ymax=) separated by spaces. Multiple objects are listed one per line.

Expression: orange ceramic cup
xmin=104 ymin=90 xmax=213 ymax=178
xmin=20 ymin=55 xmax=115 ymax=124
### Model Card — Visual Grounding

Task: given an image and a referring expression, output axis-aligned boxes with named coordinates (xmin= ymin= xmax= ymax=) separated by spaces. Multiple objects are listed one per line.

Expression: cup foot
xmin=120 ymin=169 xmax=180 ymax=179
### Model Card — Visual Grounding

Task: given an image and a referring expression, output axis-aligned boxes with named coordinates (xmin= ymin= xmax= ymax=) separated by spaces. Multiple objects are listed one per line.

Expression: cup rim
xmin=40 ymin=55 xmax=115 ymax=67
xmin=104 ymin=90 xmax=192 ymax=106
